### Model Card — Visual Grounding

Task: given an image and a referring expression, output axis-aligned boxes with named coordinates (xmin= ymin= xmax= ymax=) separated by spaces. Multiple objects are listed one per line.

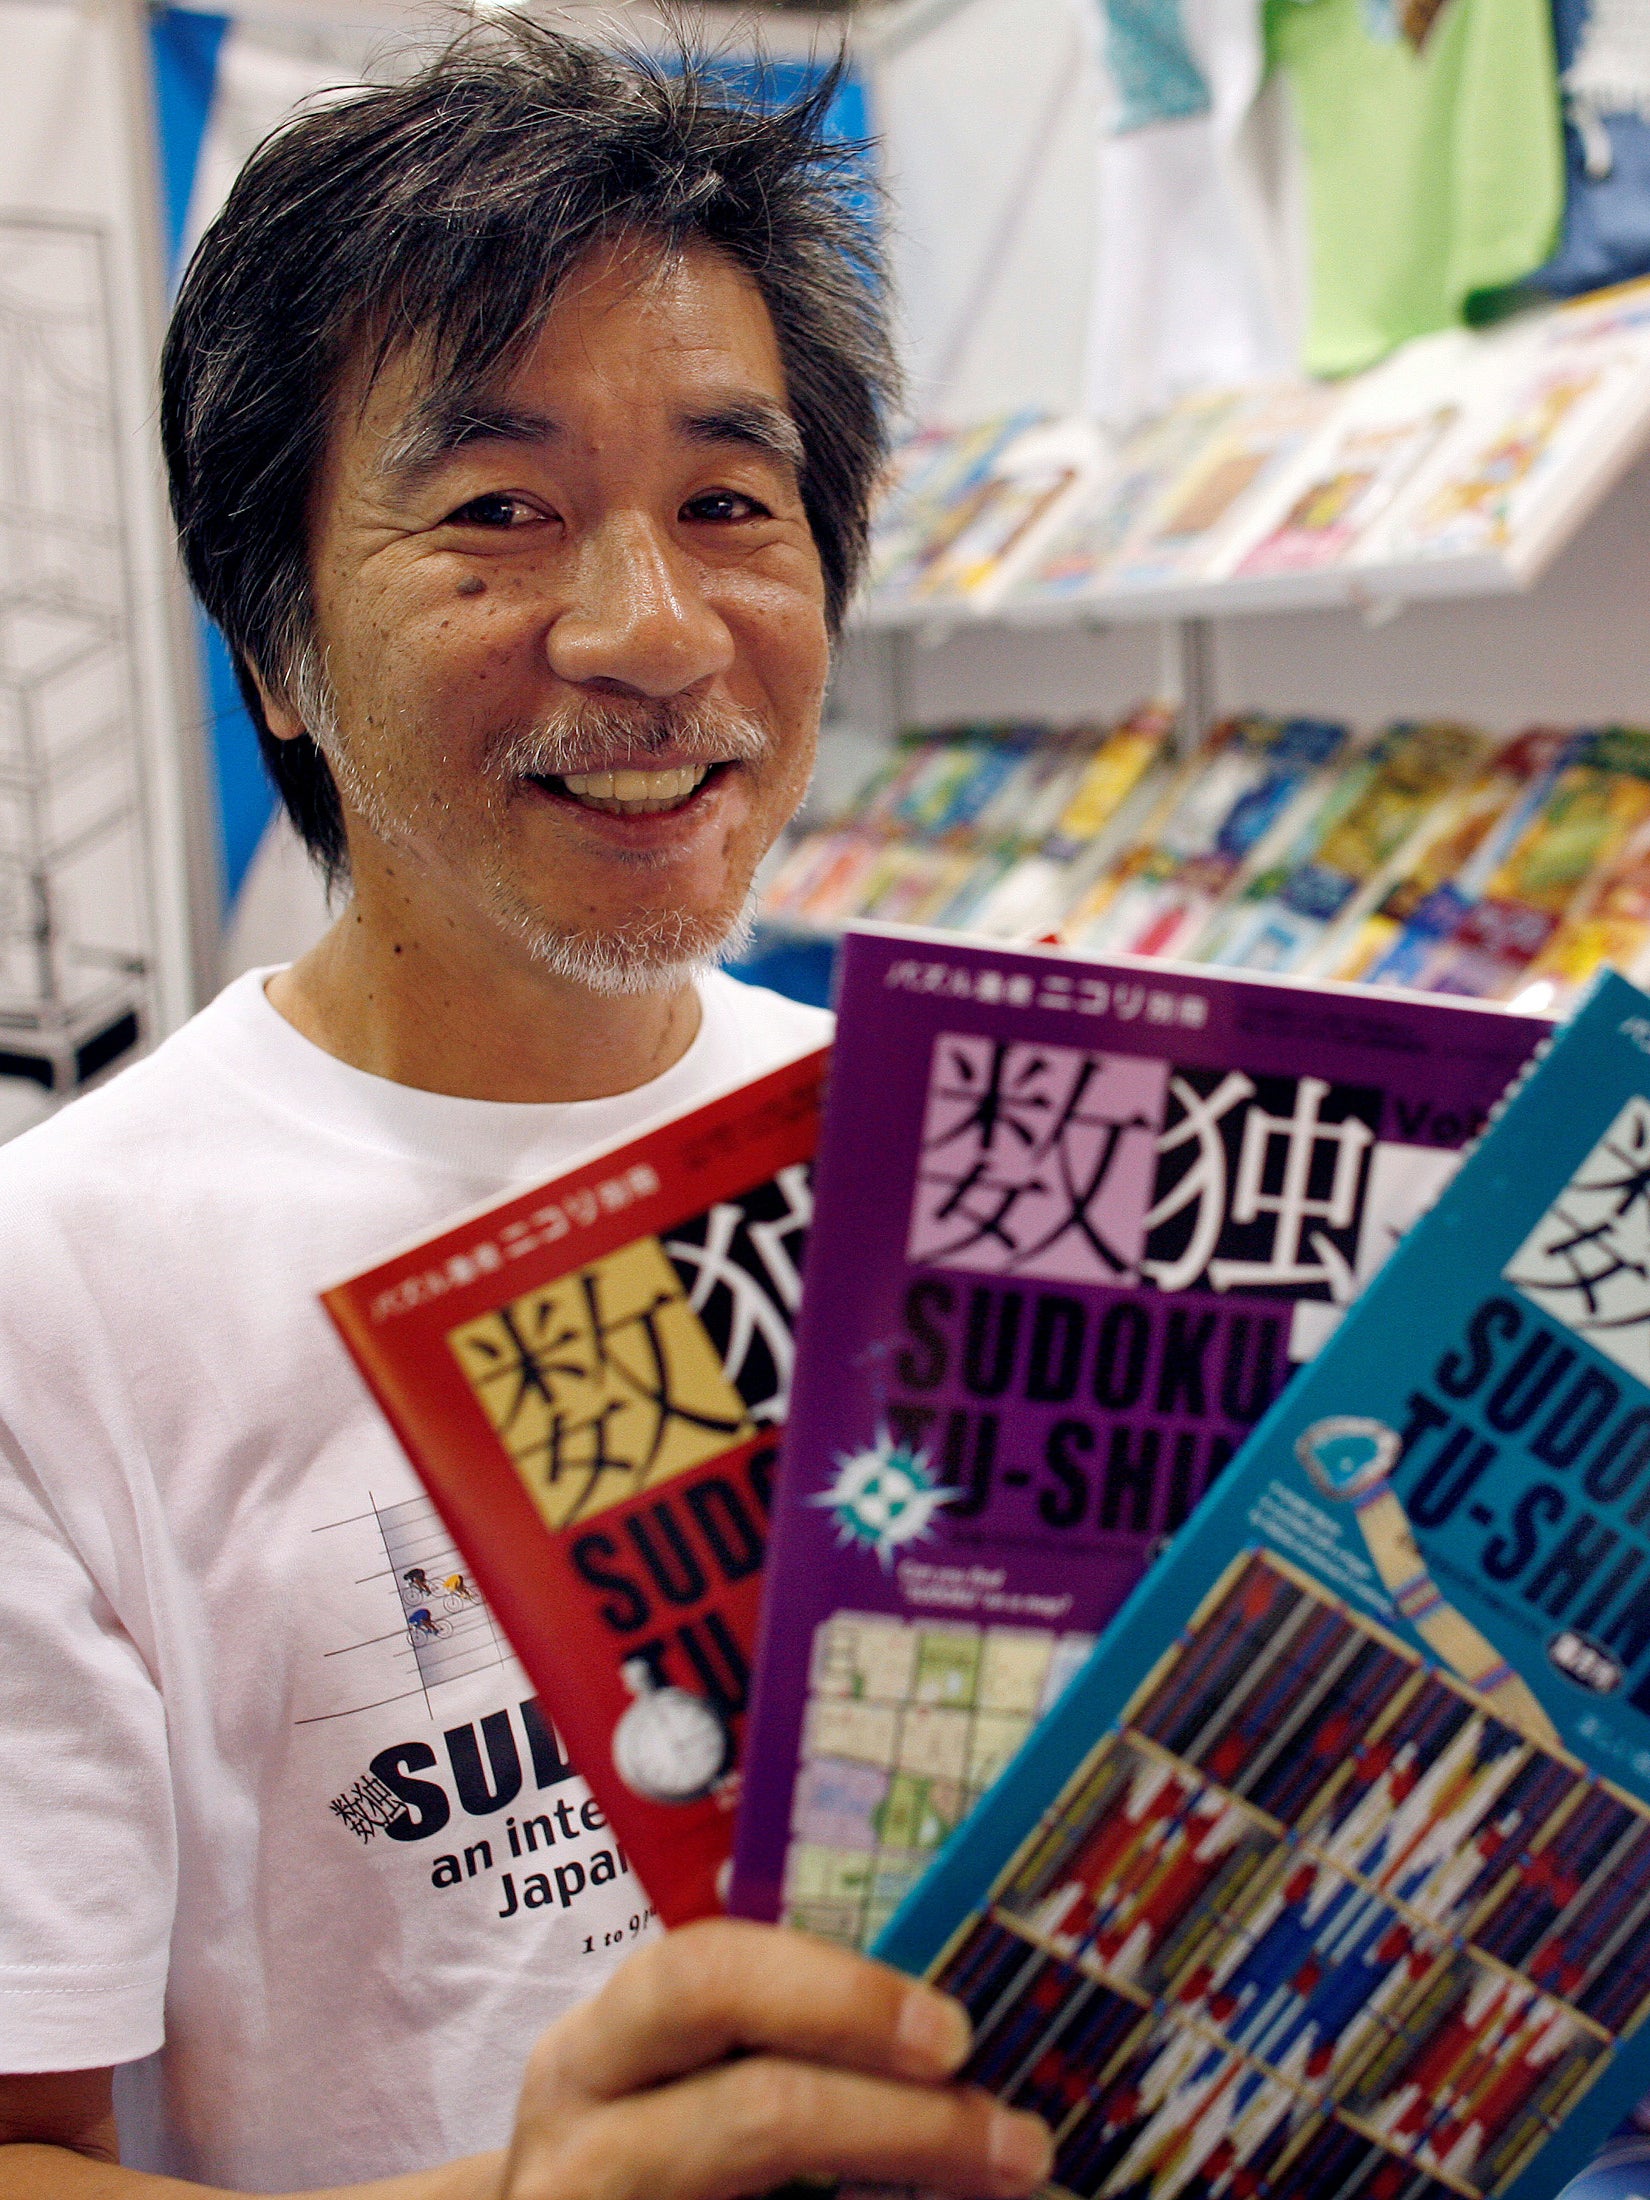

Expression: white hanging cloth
xmin=1084 ymin=0 xmax=1308 ymax=428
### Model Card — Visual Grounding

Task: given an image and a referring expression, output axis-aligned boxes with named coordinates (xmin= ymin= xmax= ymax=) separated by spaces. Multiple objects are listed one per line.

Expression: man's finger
xmin=536 ymin=1920 xmax=974 ymax=2100
xmin=519 ymin=2054 xmax=1054 ymax=2200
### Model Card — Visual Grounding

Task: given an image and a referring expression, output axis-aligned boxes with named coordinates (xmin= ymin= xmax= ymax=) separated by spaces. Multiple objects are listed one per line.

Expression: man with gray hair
xmin=0 ymin=25 xmax=1053 ymax=2200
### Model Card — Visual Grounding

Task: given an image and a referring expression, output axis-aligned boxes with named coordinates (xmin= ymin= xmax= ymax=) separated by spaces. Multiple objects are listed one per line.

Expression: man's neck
xmin=265 ymin=892 xmax=703 ymax=1105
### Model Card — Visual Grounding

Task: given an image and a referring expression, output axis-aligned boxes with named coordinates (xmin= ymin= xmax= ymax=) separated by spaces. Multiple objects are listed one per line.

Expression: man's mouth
xmin=544 ymin=762 xmax=719 ymax=817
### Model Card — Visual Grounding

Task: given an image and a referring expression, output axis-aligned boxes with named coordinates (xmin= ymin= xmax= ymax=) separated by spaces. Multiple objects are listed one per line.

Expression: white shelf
xmin=856 ymin=281 xmax=1650 ymax=638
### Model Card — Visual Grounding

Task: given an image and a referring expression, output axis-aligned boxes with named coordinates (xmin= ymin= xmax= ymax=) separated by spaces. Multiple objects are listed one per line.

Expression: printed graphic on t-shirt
xmin=308 ymin=1487 xmax=511 ymax=1722
xmin=1362 ymin=0 xmax=1459 ymax=47
xmin=1568 ymin=0 xmax=1650 ymax=120
xmin=1102 ymin=0 xmax=1212 ymax=132
xmin=300 ymin=1484 xmax=652 ymax=1945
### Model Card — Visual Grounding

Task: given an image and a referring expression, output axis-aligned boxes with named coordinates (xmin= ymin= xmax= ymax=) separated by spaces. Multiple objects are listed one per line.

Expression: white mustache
xmin=492 ymin=700 xmax=772 ymax=782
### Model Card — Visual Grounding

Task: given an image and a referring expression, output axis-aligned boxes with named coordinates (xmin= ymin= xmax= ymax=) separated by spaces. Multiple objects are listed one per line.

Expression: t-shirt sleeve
xmin=0 ymin=1415 xmax=174 ymax=2071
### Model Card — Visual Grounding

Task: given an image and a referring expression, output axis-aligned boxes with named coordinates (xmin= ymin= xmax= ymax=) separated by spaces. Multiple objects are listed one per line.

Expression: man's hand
xmin=0 ymin=1923 xmax=1053 ymax=2200
xmin=501 ymin=1919 xmax=1053 ymax=2200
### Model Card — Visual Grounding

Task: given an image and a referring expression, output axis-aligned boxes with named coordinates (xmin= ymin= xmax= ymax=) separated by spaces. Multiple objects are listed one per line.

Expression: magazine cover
xmin=1519 ymin=815 xmax=1650 ymax=1015
xmin=729 ymin=927 xmax=1545 ymax=1949
xmin=761 ymin=713 xmax=1179 ymax=950
xmin=323 ymin=1048 xmax=825 ymax=1927
xmin=1332 ymin=732 xmax=1572 ymax=988
xmin=870 ymin=969 xmax=1650 ymax=2200
xmin=1015 ymin=393 xmax=1240 ymax=607
xmin=1104 ymin=385 xmax=1335 ymax=594
xmin=869 ymin=415 xmax=1099 ymax=617
xmin=1412 ymin=729 xmax=1650 ymax=1004
xmin=864 ymin=415 xmax=1035 ymax=603
xmin=1236 ymin=407 xmax=1459 ymax=579
xmin=911 ymin=419 xmax=1109 ymax=612
xmin=1373 ymin=279 xmax=1650 ymax=585
xmin=972 ymin=708 xmax=1178 ymax=946
xmin=1222 ymin=327 xmax=1476 ymax=588
xmin=1194 ymin=721 xmax=1489 ymax=976
xmin=1061 ymin=716 xmax=1349 ymax=963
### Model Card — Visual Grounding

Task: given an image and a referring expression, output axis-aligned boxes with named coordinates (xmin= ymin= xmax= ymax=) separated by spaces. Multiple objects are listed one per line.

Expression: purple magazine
xmin=729 ymin=923 xmax=1548 ymax=1948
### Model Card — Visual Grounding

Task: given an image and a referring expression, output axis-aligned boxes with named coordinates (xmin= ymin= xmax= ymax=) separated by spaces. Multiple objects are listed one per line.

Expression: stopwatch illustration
xmin=611 ymin=1656 xmax=732 ymax=1803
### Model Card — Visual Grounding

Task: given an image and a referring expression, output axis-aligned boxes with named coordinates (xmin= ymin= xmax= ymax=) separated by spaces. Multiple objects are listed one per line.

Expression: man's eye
xmin=445 ymin=492 xmax=541 ymax=528
xmin=682 ymin=490 xmax=770 ymax=524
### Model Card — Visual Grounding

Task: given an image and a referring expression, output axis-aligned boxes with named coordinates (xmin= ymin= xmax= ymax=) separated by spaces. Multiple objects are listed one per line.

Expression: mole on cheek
xmin=455 ymin=575 xmax=486 ymax=598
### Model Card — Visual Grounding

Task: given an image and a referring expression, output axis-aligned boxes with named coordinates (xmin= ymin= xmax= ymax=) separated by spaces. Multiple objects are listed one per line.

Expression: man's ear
xmin=250 ymin=668 xmax=307 ymax=743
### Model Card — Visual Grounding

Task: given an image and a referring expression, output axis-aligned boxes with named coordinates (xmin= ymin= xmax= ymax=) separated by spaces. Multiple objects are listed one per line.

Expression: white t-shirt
xmin=0 ymin=967 xmax=831 ymax=2191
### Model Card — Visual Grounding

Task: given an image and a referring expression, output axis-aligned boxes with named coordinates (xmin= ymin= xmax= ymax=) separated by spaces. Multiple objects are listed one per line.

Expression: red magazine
xmin=322 ymin=1048 xmax=825 ymax=1927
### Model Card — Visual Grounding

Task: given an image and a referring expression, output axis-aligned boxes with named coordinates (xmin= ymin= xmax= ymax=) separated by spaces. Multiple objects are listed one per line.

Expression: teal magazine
xmin=871 ymin=970 xmax=1650 ymax=2200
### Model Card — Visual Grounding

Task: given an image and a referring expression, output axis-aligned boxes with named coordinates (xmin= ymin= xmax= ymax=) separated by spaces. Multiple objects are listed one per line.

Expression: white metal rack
xmin=0 ymin=216 xmax=153 ymax=1092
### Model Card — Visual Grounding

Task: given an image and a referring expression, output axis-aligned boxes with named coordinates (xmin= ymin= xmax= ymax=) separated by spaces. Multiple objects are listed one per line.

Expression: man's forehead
xmin=349 ymin=235 xmax=796 ymax=472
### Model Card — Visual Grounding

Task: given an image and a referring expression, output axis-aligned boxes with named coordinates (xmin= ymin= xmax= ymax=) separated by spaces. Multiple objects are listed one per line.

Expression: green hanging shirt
xmin=1267 ymin=0 xmax=1565 ymax=376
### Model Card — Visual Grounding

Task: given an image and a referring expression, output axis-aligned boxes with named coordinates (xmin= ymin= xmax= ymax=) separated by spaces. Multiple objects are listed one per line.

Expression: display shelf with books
xmin=857 ymin=278 xmax=1650 ymax=633
xmin=759 ymin=710 xmax=1650 ymax=1017
xmin=862 ymin=412 xmax=1108 ymax=623
xmin=758 ymin=706 xmax=1176 ymax=949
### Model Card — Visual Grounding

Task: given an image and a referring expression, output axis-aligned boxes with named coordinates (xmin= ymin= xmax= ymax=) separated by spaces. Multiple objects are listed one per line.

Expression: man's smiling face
xmin=272 ymin=232 xmax=829 ymax=990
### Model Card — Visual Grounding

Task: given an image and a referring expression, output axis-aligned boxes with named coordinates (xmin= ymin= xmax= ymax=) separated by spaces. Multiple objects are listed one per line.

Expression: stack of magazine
xmin=862 ymin=276 xmax=1650 ymax=625
xmin=866 ymin=412 xmax=1108 ymax=619
xmin=763 ymin=714 xmax=1650 ymax=1017
xmin=325 ymin=924 xmax=1650 ymax=2198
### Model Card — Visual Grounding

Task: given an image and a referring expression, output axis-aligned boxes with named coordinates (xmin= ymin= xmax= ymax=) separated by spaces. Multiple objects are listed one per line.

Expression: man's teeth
xmin=557 ymin=764 xmax=713 ymax=815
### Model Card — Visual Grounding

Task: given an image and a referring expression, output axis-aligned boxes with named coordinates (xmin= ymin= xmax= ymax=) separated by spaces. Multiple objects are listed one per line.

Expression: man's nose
xmin=546 ymin=512 xmax=734 ymax=698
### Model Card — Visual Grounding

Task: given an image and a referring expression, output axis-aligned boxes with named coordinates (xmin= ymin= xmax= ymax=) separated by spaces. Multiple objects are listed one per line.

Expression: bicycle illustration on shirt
xmin=401 ymin=1566 xmax=479 ymax=1644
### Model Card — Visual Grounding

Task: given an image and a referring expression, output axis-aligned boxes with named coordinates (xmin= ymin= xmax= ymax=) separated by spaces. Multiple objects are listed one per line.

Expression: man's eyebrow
xmin=375 ymin=400 xmax=562 ymax=488
xmin=678 ymin=399 xmax=805 ymax=476
xmin=374 ymin=392 xmax=806 ymax=488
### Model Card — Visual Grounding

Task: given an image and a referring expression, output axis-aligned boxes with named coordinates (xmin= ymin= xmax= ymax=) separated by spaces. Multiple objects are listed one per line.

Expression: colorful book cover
xmin=868 ymin=969 xmax=1650 ymax=2200
xmin=1378 ymin=285 xmax=1650 ymax=573
xmin=759 ymin=830 xmax=882 ymax=933
xmin=1519 ymin=816 xmax=1650 ymax=1015
xmin=1040 ymin=710 xmax=1180 ymax=866
xmin=762 ymin=714 xmax=1180 ymax=953
xmin=972 ymin=711 xmax=1179 ymax=947
xmin=866 ymin=416 xmax=1037 ymax=601
xmin=914 ymin=422 xmax=1108 ymax=610
xmin=1359 ymin=736 xmax=1580 ymax=997
xmin=1334 ymin=732 xmax=1570 ymax=988
xmin=883 ymin=735 xmax=991 ymax=838
xmin=1062 ymin=717 xmax=1348 ymax=964
xmin=1237 ymin=407 xmax=1459 ymax=578
xmin=972 ymin=728 xmax=1107 ymax=854
xmin=935 ymin=847 xmax=1024 ymax=934
xmin=871 ymin=418 xmax=1096 ymax=615
xmin=760 ymin=733 xmax=1003 ymax=935
xmin=1016 ymin=394 xmax=1240 ymax=604
xmin=1418 ymin=730 xmax=1650 ymax=1004
xmin=851 ymin=737 xmax=951 ymax=835
xmin=322 ymin=1049 xmax=825 ymax=1928
xmin=758 ymin=829 xmax=857 ymax=928
xmin=729 ymin=928 xmax=1545 ymax=1949
xmin=1105 ymin=385 xmax=1335 ymax=593
xmin=1389 ymin=360 xmax=1622 ymax=561
xmin=1195 ymin=721 xmax=1489 ymax=977
xmin=910 ymin=730 xmax=1038 ymax=840
xmin=864 ymin=846 xmax=980 ymax=930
